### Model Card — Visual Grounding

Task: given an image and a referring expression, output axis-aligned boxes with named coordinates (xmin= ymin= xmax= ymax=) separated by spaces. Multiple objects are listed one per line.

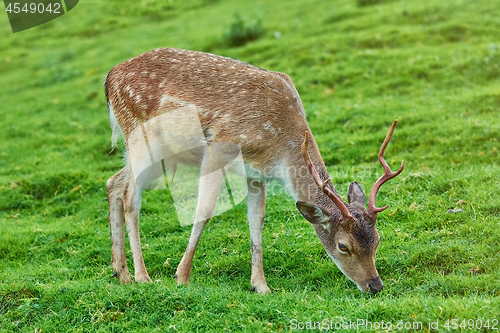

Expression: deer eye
xmin=338 ymin=243 xmax=349 ymax=253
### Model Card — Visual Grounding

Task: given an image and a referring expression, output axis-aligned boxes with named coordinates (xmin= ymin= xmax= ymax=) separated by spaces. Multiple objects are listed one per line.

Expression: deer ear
xmin=347 ymin=182 xmax=366 ymax=207
xmin=296 ymin=201 xmax=330 ymax=224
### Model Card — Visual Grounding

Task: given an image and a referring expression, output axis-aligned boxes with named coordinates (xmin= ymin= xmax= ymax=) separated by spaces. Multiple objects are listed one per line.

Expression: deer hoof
xmin=174 ymin=266 xmax=191 ymax=285
xmin=115 ymin=271 xmax=133 ymax=284
xmin=252 ymin=284 xmax=271 ymax=294
xmin=175 ymin=275 xmax=190 ymax=286
xmin=135 ymin=275 xmax=152 ymax=283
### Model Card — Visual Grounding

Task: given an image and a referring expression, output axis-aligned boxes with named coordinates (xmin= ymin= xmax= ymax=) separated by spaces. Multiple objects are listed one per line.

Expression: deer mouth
xmin=353 ymin=276 xmax=384 ymax=293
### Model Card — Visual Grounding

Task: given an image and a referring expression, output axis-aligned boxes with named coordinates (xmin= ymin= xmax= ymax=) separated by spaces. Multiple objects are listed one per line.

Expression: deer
xmin=104 ymin=47 xmax=404 ymax=294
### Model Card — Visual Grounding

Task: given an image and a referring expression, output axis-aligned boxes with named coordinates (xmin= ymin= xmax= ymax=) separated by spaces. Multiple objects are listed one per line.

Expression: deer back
xmin=105 ymin=48 xmax=315 ymax=172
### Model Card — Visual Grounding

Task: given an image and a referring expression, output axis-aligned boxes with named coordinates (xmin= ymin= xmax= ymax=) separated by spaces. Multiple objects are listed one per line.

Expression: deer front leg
xmin=247 ymin=180 xmax=270 ymax=294
xmin=174 ymin=219 xmax=210 ymax=285
xmin=175 ymin=148 xmax=224 ymax=285
xmin=123 ymin=171 xmax=151 ymax=283
xmin=107 ymin=167 xmax=132 ymax=284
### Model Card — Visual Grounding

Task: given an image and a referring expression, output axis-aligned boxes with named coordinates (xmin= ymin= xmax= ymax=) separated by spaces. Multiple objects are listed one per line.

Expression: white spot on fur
xmin=125 ymin=85 xmax=134 ymax=97
xmin=263 ymin=121 xmax=277 ymax=135
xmin=159 ymin=95 xmax=190 ymax=108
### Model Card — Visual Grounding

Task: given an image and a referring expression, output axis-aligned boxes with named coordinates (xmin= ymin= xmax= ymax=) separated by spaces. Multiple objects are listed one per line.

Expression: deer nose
xmin=368 ymin=277 xmax=384 ymax=293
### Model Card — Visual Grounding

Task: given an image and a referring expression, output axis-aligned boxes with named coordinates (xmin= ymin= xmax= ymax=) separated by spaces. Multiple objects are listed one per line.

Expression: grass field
xmin=1 ymin=0 xmax=500 ymax=331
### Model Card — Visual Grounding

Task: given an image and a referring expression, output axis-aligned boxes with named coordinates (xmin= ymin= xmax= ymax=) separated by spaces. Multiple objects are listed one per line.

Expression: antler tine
xmin=301 ymin=131 xmax=353 ymax=219
xmin=367 ymin=120 xmax=404 ymax=216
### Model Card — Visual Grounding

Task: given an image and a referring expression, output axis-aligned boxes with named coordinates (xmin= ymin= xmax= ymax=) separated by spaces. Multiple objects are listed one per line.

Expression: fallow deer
xmin=104 ymin=47 xmax=403 ymax=294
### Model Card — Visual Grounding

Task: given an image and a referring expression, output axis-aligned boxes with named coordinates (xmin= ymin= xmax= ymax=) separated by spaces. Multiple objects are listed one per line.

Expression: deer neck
xmin=276 ymin=140 xmax=344 ymax=220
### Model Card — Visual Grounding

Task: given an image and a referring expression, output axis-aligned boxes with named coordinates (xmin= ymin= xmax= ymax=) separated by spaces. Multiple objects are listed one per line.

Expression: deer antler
xmin=301 ymin=131 xmax=353 ymax=219
xmin=367 ymin=120 xmax=404 ymax=216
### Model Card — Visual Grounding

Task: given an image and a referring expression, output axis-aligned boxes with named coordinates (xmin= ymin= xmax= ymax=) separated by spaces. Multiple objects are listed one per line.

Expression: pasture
xmin=1 ymin=0 xmax=499 ymax=331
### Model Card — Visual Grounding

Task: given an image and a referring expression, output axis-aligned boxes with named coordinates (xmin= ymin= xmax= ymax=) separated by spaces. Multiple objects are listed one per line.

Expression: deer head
xmin=296 ymin=120 xmax=404 ymax=293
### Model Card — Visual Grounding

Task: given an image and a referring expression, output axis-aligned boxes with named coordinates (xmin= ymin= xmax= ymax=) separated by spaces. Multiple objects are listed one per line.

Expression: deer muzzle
xmin=367 ymin=276 xmax=384 ymax=294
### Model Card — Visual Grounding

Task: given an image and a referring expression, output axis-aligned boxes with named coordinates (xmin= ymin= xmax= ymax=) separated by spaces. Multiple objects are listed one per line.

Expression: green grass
xmin=1 ymin=0 xmax=500 ymax=331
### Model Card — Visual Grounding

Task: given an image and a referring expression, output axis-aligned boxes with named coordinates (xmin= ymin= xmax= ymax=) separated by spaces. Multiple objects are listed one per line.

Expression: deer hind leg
xmin=175 ymin=146 xmax=225 ymax=285
xmin=122 ymin=168 xmax=152 ymax=283
xmin=107 ymin=167 xmax=132 ymax=284
xmin=247 ymin=180 xmax=270 ymax=294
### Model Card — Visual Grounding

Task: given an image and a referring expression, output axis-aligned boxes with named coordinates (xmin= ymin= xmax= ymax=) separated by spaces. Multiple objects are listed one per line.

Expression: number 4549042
xmin=444 ymin=319 xmax=498 ymax=330
xmin=5 ymin=3 xmax=62 ymax=14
